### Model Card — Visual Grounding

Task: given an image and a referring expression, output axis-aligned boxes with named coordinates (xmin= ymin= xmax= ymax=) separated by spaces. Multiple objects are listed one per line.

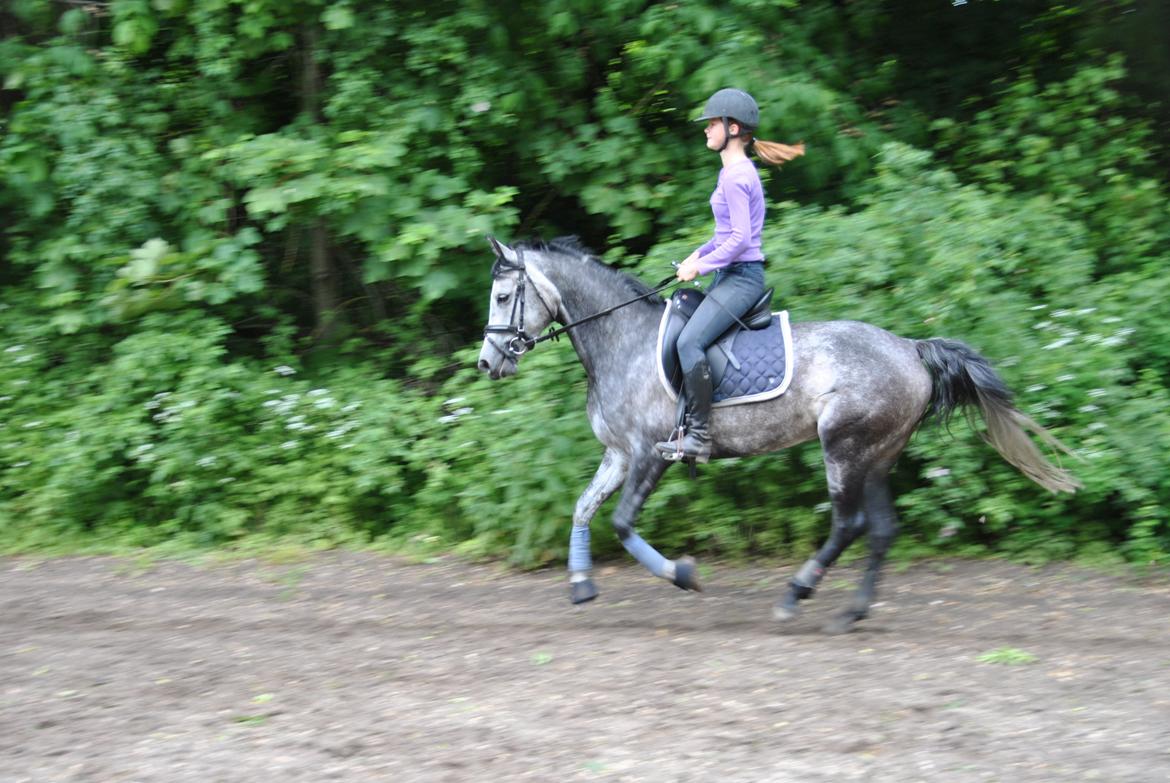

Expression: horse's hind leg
xmin=568 ymin=448 xmax=628 ymax=604
xmin=823 ymin=469 xmax=899 ymax=635
xmin=773 ymin=455 xmax=867 ymax=622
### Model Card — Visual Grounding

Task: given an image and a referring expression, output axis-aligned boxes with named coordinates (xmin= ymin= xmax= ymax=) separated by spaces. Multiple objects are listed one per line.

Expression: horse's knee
xmin=612 ymin=516 xmax=634 ymax=541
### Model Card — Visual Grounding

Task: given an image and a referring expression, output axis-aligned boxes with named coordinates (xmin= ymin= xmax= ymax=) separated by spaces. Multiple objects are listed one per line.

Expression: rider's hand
xmin=676 ymin=259 xmax=700 ymax=282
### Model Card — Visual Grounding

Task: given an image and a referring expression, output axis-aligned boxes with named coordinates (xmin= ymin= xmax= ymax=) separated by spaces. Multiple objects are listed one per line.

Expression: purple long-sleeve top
xmin=694 ymin=158 xmax=766 ymax=274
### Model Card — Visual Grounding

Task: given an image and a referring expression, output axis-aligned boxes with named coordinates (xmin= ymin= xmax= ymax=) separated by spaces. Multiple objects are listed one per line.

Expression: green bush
xmin=1 ymin=2 xmax=1167 ymax=567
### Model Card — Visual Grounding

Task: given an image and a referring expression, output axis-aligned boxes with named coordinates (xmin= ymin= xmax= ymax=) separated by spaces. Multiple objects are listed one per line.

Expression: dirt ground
xmin=2 ymin=553 xmax=1169 ymax=783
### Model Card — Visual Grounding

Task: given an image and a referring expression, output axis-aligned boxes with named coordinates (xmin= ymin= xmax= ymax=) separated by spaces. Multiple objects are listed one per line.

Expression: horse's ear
xmin=487 ymin=236 xmax=518 ymax=264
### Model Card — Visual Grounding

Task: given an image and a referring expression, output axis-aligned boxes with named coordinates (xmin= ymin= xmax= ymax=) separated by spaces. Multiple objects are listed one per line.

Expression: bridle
xmin=482 ymin=246 xmax=557 ymax=359
xmin=482 ymin=246 xmax=679 ymax=361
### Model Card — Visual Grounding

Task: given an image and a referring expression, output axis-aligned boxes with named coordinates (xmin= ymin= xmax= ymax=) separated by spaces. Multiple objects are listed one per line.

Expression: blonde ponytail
xmin=751 ymin=138 xmax=806 ymax=167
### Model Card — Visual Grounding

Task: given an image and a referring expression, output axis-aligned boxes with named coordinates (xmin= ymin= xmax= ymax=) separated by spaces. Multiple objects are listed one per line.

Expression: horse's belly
xmin=712 ymin=396 xmax=820 ymax=457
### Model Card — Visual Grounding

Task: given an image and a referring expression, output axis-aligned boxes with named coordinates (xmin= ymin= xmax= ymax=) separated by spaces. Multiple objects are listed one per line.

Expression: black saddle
xmin=658 ymin=286 xmax=774 ymax=394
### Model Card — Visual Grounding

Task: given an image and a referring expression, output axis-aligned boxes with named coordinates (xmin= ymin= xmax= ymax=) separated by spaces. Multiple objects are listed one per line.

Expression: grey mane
xmin=515 ymin=237 xmax=665 ymax=307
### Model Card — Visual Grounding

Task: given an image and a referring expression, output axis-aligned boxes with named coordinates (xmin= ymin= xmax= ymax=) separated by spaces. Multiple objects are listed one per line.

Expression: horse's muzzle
xmin=477 ymin=341 xmax=517 ymax=380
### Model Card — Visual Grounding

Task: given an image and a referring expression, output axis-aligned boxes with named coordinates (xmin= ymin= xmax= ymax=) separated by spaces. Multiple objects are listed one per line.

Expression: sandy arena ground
xmin=2 ymin=553 xmax=1169 ymax=782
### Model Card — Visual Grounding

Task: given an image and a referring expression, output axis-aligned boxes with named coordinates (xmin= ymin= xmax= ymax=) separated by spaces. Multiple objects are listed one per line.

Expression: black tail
xmin=916 ymin=338 xmax=1080 ymax=494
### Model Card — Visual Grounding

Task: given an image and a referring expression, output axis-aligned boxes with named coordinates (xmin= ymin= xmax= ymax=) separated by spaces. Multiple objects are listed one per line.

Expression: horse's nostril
xmin=477 ymin=359 xmax=490 ymax=372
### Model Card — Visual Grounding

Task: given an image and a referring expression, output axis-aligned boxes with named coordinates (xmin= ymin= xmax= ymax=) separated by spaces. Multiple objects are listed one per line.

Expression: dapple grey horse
xmin=477 ymin=237 xmax=1078 ymax=633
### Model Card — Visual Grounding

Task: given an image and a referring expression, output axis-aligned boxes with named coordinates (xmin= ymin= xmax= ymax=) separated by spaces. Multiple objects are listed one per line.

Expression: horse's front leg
xmin=613 ymin=451 xmax=702 ymax=592
xmin=567 ymin=448 xmax=628 ymax=604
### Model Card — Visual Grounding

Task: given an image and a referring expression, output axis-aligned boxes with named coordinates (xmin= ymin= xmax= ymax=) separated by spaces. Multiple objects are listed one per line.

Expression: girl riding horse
xmin=659 ymin=88 xmax=805 ymax=463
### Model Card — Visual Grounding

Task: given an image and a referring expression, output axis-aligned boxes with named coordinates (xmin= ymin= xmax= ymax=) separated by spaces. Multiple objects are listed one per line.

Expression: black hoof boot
xmin=672 ymin=556 xmax=703 ymax=592
xmin=569 ymin=578 xmax=599 ymax=604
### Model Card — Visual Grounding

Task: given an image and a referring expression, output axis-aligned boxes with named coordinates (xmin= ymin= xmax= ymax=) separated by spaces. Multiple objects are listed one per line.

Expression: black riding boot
xmin=656 ymin=361 xmax=713 ymax=463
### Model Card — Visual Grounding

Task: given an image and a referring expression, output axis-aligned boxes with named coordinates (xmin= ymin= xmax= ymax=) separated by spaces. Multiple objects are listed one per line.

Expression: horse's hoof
xmin=772 ymin=600 xmax=801 ymax=622
xmin=672 ymin=556 xmax=703 ymax=592
xmin=570 ymin=578 xmax=599 ymax=604
xmin=822 ymin=612 xmax=861 ymax=635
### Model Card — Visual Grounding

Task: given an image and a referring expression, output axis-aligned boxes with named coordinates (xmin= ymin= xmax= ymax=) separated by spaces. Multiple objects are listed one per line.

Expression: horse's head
xmin=477 ymin=237 xmax=562 ymax=380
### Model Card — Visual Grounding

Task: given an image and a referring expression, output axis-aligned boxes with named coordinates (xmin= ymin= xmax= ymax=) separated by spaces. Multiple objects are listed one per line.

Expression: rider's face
xmin=704 ymin=119 xmax=723 ymax=150
xmin=705 ymin=118 xmax=740 ymax=151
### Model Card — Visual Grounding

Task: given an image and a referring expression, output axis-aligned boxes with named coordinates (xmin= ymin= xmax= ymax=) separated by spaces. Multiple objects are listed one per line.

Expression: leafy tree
xmin=1 ymin=0 xmax=1166 ymax=565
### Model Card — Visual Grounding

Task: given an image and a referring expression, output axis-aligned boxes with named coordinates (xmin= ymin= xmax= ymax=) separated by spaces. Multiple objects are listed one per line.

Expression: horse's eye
xmin=496 ymin=293 xmax=511 ymax=304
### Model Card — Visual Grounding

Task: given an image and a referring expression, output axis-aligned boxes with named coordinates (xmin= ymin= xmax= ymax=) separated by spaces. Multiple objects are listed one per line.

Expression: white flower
xmin=274 ymin=365 xmax=296 ymax=376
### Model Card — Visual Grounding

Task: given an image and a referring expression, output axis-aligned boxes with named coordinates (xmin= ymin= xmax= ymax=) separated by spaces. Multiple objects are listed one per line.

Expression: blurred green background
xmin=1 ymin=0 xmax=1167 ymax=566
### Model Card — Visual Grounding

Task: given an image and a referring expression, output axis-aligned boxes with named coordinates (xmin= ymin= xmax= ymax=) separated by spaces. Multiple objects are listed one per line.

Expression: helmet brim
xmin=693 ymin=114 xmax=756 ymax=131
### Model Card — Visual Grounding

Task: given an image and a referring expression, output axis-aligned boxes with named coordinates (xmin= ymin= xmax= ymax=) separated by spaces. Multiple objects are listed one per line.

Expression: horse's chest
xmin=585 ymin=393 xmax=616 ymax=444
xmin=585 ymin=381 xmax=668 ymax=450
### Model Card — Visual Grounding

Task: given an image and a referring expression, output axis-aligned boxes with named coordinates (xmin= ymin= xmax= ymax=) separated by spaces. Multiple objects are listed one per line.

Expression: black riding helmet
xmin=695 ymin=88 xmax=759 ymax=152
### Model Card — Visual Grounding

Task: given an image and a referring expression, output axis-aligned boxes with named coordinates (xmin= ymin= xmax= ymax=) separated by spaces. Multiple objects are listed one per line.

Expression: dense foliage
xmin=2 ymin=0 xmax=1167 ymax=566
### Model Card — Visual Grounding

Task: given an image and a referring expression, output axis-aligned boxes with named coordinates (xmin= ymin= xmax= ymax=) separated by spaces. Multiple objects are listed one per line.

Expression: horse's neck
xmin=540 ymin=257 xmax=659 ymax=384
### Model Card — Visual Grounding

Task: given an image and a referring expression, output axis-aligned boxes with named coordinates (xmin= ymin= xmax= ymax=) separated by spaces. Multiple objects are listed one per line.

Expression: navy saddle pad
xmin=656 ymin=287 xmax=794 ymax=407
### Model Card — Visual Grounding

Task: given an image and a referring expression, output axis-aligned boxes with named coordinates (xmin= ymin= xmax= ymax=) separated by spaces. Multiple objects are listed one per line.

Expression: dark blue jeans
xmin=677 ymin=261 xmax=765 ymax=374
